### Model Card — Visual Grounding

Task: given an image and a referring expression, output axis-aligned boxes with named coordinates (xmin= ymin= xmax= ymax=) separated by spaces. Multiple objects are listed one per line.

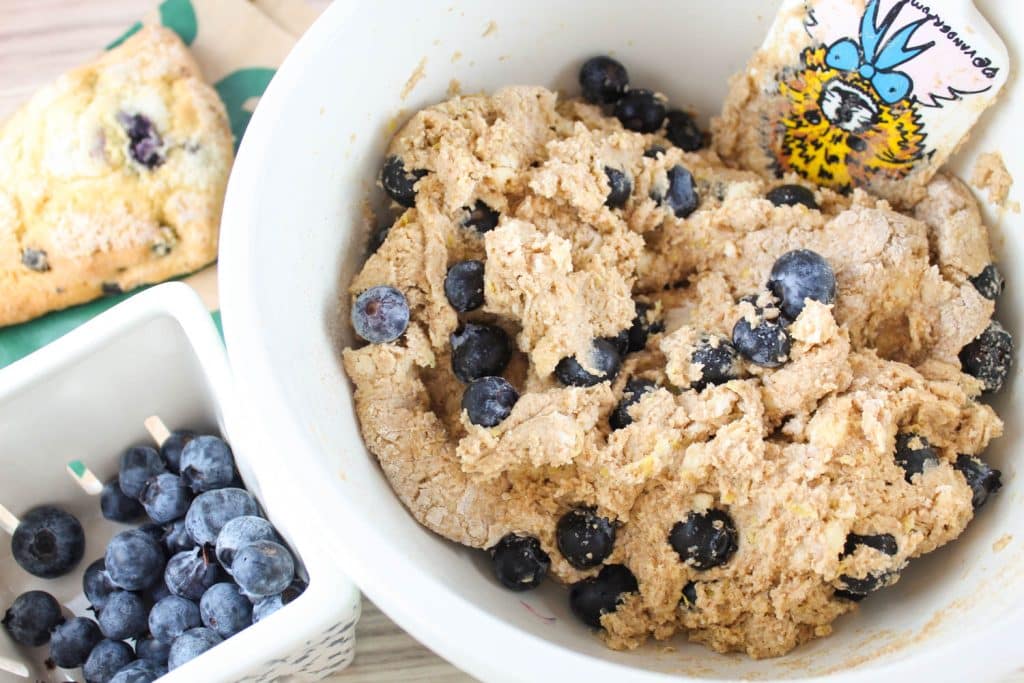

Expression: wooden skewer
xmin=66 ymin=460 xmax=103 ymax=496
xmin=0 ymin=503 xmax=20 ymax=536
xmin=144 ymin=415 xmax=171 ymax=448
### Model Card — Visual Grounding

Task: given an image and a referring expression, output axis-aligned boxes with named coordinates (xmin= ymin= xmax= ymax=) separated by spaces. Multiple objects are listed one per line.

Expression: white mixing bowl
xmin=218 ymin=1 xmax=1023 ymax=680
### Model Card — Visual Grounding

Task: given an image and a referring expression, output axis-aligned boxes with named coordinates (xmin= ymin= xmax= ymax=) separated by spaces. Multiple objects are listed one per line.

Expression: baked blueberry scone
xmin=0 ymin=26 xmax=233 ymax=326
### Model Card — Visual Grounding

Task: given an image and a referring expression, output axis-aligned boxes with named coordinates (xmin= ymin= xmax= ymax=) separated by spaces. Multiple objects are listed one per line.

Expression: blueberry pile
xmin=2 ymin=430 xmax=304 ymax=682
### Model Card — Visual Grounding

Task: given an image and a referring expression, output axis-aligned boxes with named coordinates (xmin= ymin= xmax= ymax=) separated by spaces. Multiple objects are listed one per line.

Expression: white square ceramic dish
xmin=0 ymin=283 xmax=359 ymax=682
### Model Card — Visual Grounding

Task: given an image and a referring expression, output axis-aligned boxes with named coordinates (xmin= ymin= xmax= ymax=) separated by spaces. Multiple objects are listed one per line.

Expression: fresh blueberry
xmin=11 ymin=505 xmax=85 ymax=578
xmin=367 ymin=224 xmax=391 ymax=254
xmin=167 ymin=627 xmax=222 ymax=670
xmin=568 ymin=564 xmax=639 ymax=628
xmin=83 ymin=639 xmax=135 ymax=683
xmin=200 ymin=583 xmax=252 ymax=638
xmin=232 ymin=540 xmax=295 ymax=598
xmin=680 ymin=581 xmax=698 ymax=610
xmin=557 ymin=508 xmax=616 ymax=569
xmin=351 ymin=285 xmax=410 ymax=344
xmin=844 ymin=533 xmax=898 ymax=557
xmin=954 ymin=454 xmax=1002 ymax=509
xmin=490 ymin=534 xmax=550 ymax=591
xmin=165 ymin=548 xmax=226 ymax=601
xmin=835 ymin=571 xmax=895 ymax=601
xmin=2 ymin=591 xmax=64 ymax=647
xmin=462 ymin=200 xmax=500 ymax=233
xmin=135 ymin=637 xmax=171 ymax=666
xmin=160 ymin=430 xmax=196 ymax=474
xmin=555 ymin=338 xmax=622 ymax=387
xmin=179 ymin=436 xmax=236 ymax=494
xmin=462 ymin=376 xmax=519 ymax=427
xmin=49 ymin=617 xmax=103 ymax=668
xmin=163 ymin=518 xmax=194 ymax=555
xmin=604 ymin=167 xmax=632 ymax=209
xmin=665 ymin=110 xmax=704 ymax=151
xmin=609 ymin=378 xmax=656 ymax=430
xmin=659 ymin=165 xmax=699 ymax=218
xmin=381 ymin=155 xmax=427 ymax=208
xmin=101 ymin=478 xmax=145 ymax=522
xmin=215 ymin=516 xmax=279 ymax=570
xmin=120 ymin=112 xmax=164 ymax=169
xmin=669 ymin=509 xmax=738 ymax=570
xmin=579 ymin=56 xmax=629 ymax=104
xmin=444 ymin=260 xmax=485 ymax=312
xmin=614 ymin=89 xmax=666 ymax=133
xmin=97 ymin=591 xmax=148 ymax=641
xmin=766 ymin=184 xmax=818 ymax=209
xmin=119 ymin=446 xmax=166 ymax=499
xmin=643 ymin=146 xmax=666 ymax=159
xmin=450 ymin=323 xmax=513 ymax=383
xmin=691 ymin=334 xmax=742 ymax=390
xmin=185 ymin=488 xmax=260 ymax=547
xmin=105 ymin=529 xmax=165 ymax=591
xmin=732 ymin=295 xmax=792 ymax=368
xmin=144 ymin=578 xmax=173 ymax=606
xmin=251 ymin=579 xmax=307 ymax=623
xmin=969 ymin=263 xmax=1005 ymax=301
xmin=959 ymin=320 xmax=1014 ymax=394
xmin=148 ymin=595 xmax=201 ymax=645
xmin=767 ymin=249 xmax=837 ymax=320
xmin=21 ymin=247 xmax=50 ymax=272
xmin=627 ymin=302 xmax=664 ymax=353
xmin=140 ymin=473 xmax=193 ymax=524
xmin=83 ymin=559 xmax=118 ymax=612
xmin=607 ymin=329 xmax=631 ymax=358
xmin=109 ymin=659 xmax=167 ymax=683
xmin=894 ymin=432 xmax=939 ymax=483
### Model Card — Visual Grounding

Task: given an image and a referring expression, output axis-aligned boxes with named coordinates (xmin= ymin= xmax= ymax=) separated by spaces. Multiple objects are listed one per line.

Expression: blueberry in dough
xmin=451 ymin=324 xmax=513 ymax=383
xmin=568 ymin=564 xmax=639 ymax=628
xmin=381 ymin=155 xmax=427 ymax=207
xmin=665 ymin=110 xmax=705 ymax=151
xmin=614 ymin=89 xmax=666 ymax=133
xmin=767 ymin=249 xmax=837 ymax=320
xmin=959 ymin=320 xmax=1013 ymax=394
xmin=462 ymin=376 xmax=518 ymax=427
xmin=609 ymin=378 xmax=656 ymax=430
xmin=604 ymin=167 xmax=632 ymax=209
xmin=351 ymin=286 xmax=410 ymax=344
xmin=893 ymin=432 xmax=939 ymax=483
xmin=669 ymin=509 xmax=738 ymax=570
xmin=444 ymin=260 xmax=486 ymax=312
xmin=556 ymin=508 xmax=616 ymax=569
xmin=579 ymin=56 xmax=629 ymax=105
xmin=954 ymin=454 xmax=1002 ymax=509
xmin=490 ymin=534 xmax=549 ymax=591
xmin=766 ymin=184 xmax=818 ymax=209
xmin=555 ymin=338 xmax=622 ymax=387
xmin=690 ymin=334 xmax=741 ymax=390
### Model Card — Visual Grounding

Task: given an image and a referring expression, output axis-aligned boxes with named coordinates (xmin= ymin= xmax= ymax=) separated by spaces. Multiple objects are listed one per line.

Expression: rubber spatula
xmin=716 ymin=0 xmax=1008 ymax=207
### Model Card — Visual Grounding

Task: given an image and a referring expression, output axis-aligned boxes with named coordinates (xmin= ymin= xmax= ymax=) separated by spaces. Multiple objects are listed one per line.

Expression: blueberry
xmin=614 ymin=89 xmax=666 ymax=133
xmin=954 ymin=454 xmax=1002 ymax=509
xmin=163 ymin=518 xmax=194 ymax=555
xmin=252 ymin=579 xmax=307 ymax=623
xmin=627 ymin=302 xmax=664 ymax=353
xmin=766 ymin=184 xmax=818 ymax=209
xmin=609 ymin=377 xmax=656 ymax=430
xmin=669 ymin=509 xmax=738 ymax=570
xmin=555 ymin=338 xmax=622 ymax=387
xmin=135 ymin=637 xmax=171 ymax=666
xmin=11 ymin=505 xmax=85 ymax=578
xmin=160 ymin=430 xmax=196 ymax=474
xmin=490 ymin=534 xmax=550 ymax=591
xmin=144 ymin=578 xmax=173 ymax=606
xmin=165 ymin=548 xmax=226 ymax=601
xmin=969 ymin=263 xmax=1005 ymax=301
xmin=167 ymin=627 xmax=222 ymax=670
xmin=200 ymin=583 xmax=252 ymax=638
xmin=232 ymin=540 xmax=295 ymax=598
xmin=140 ymin=473 xmax=193 ymax=524
xmin=82 ymin=559 xmax=118 ymax=613
xmin=844 ymin=533 xmax=898 ymax=557
xmin=2 ymin=591 xmax=64 ymax=646
xmin=101 ymin=477 xmax=145 ymax=522
xmin=680 ymin=581 xmax=698 ymax=610
xmin=959 ymin=320 xmax=1014 ymax=394
xmin=450 ymin=323 xmax=513 ymax=383
xmin=835 ymin=571 xmax=894 ymax=601
xmin=767 ymin=249 xmax=837 ymax=320
xmin=665 ymin=110 xmax=704 ymax=151
xmin=462 ymin=376 xmax=519 ymax=427
xmin=215 ymin=515 xmax=279 ymax=570
xmin=50 ymin=617 xmax=103 ymax=668
xmin=381 ymin=155 xmax=427 ymax=207
xmin=351 ymin=285 xmax=410 ymax=344
xmin=579 ymin=56 xmax=629 ymax=104
xmin=557 ymin=508 xmax=616 ymax=569
xmin=105 ymin=529 xmax=165 ymax=591
xmin=660 ymin=165 xmax=699 ymax=218
xmin=120 ymin=112 xmax=164 ymax=169
xmin=109 ymin=659 xmax=167 ymax=683
xmin=97 ymin=591 xmax=148 ymax=641
xmin=604 ymin=167 xmax=632 ymax=209
xmin=367 ymin=224 xmax=391 ymax=254
xmin=568 ymin=564 xmax=639 ymax=628
xmin=148 ymin=595 xmax=201 ymax=645
xmin=185 ymin=488 xmax=260 ymax=547
xmin=21 ymin=247 xmax=50 ymax=272
xmin=732 ymin=296 xmax=792 ymax=368
xmin=462 ymin=200 xmax=500 ymax=233
xmin=180 ymin=436 xmax=236 ymax=493
xmin=894 ymin=432 xmax=939 ymax=483
xmin=444 ymin=260 xmax=485 ymax=312
xmin=691 ymin=334 xmax=742 ymax=390
xmin=119 ymin=446 xmax=166 ymax=499
xmin=607 ymin=329 xmax=631 ymax=358
xmin=83 ymin=639 xmax=135 ymax=683
xmin=137 ymin=522 xmax=167 ymax=547
xmin=643 ymin=146 xmax=666 ymax=159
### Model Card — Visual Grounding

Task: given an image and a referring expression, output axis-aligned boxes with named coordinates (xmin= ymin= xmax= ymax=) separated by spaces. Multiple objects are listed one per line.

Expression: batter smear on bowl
xmin=340 ymin=55 xmax=1009 ymax=658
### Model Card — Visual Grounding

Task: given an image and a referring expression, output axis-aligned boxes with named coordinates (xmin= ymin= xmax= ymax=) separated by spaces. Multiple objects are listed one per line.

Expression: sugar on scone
xmin=0 ymin=26 xmax=232 ymax=327
xmin=342 ymin=56 xmax=1010 ymax=658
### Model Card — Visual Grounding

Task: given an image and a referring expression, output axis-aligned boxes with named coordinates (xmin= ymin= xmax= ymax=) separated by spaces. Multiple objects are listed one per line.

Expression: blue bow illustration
xmin=824 ymin=0 xmax=935 ymax=104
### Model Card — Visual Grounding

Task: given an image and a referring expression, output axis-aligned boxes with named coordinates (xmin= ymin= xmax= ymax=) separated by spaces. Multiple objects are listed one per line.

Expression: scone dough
xmin=342 ymin=87 xmax=1002 ymax=658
